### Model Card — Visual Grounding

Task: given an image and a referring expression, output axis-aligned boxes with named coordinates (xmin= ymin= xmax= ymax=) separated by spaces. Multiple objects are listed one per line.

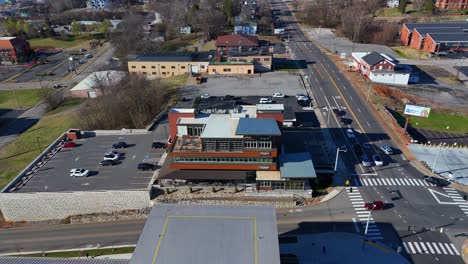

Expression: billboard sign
xmin=404 ymin=104 xmax=431 ymax=118
xmin=274 ymin=28 xmax=285 ymax=34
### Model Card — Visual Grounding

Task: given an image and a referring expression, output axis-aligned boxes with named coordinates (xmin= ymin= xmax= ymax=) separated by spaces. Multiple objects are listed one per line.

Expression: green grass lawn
xmin=160 ymin=74 xmax=189 ymax=88
xmin=0 ymin=89 xmax=43 ymax=110
xmin=377 ymin=7 xmax=404 ymax=17
xmin=392 ymin=46 xmax=429 ymax=60
xmin=45 ymin=98 xmax=85 ymax=116
xmin=0 ymin=113 xmax=78 ymax=189
xmin=29 ymin=37 xmax=89 ymax=49
xmin=409 ymin=111 xmax=468 ymax=134
xmin=14 ymin=247 xmax=135 ymax=258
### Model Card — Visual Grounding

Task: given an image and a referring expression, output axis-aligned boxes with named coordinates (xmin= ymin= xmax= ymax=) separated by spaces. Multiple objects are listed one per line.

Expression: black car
xmin=340 ymin=118 xmax=352 ymax=125
xmin=423 ymin=176 xmax=449 ymax=187
xmin=138 ymin=163 xmax=157 ymax=171
xmin=223 ymin=95 xmax=235 ymax=101
xmin=332 ymin=109 xmax=340 ymax=116
xmin=152 ymin=142 xmax=167 ymax=149
xmin=112 ymin=142 xmax=128 ymax=149
xmin=353 ymin=144 xmax=363 ymax=155
xmin=297 ymin=100 xmax=310 ymax=107
xmin=100 ymin=160 xmax=119 ymax=166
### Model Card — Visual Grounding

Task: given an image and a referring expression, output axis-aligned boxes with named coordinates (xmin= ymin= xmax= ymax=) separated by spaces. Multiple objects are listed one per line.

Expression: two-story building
xmin=0 ymin=36 xmax=31 ymax=64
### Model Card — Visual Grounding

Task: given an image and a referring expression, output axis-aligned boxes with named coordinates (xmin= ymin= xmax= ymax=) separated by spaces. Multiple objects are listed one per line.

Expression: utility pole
xmin=36 ymin=137 xmax=43 ymax=154
xmin=334 ymin=147 xmax=347 ymax=172
xmin=431 ymin=142 xmax=446 ymax=174
xmin=364 ymin=205 xmax=375 ymax=237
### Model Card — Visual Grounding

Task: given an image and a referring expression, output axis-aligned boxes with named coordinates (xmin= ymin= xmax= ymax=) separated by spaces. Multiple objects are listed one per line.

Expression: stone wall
xmin=0 ymin=190 xmax=150 ymax=222
xmin=154 ymin=198 xmax=297 ymax=208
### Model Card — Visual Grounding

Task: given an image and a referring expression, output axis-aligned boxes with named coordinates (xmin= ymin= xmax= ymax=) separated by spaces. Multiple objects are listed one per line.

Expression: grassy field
xmin=45 ymin=98 xmax=85 ymax=116
xmin=392 ymin=46 xmax=429 ymax=59
xmin=0 ymin=89 xmax=43 ymax=110
xmin=408 ymin=111 xmax=468 ymax=134
xmin=0 ymin=113 xmax=77 ymax=189
xmin=200 ymin=40 xmax=216 ymax=51
xmin=160 ymin=74 xmax=189 ymax=88
xmin=29 ymin=37 xmax=89 ymax=49
xmin=14 ymin=247 xmax=135 ymax=258
xmin=377 ymin=7 xmax=404 ymax=17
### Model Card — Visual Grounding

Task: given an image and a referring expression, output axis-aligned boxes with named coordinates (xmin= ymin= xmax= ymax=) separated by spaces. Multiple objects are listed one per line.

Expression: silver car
xmin=372 ymin=154 xmax=384 ymax=166
xmin=361 ymin=155 xmax=372 ymax=167
xmin=380 ymin=145 xmax=393 ymax=155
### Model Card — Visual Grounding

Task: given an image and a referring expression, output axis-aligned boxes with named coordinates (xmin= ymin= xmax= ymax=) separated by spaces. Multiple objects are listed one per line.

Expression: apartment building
xmin=401 ymin=22 xmax=468 ymax=52
xmin=128 ymin=52 xmax=213 ymax=78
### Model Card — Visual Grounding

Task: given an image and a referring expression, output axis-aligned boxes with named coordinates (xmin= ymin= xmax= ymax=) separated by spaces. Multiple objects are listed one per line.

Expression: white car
xmin=380 ymin=145 xmax=393 ymax=155
xmin=296 ymin=93 xmax=307 ymax=98
xmin=104 ymin=153 xmax=121 ymax=161
xmin=361 ymin=155 xmax=372 ymax=167
xmin=297 ymin=95 xmax=310 ymax=101
xmin=372 ymin=154 xmax=384 ymax=166
xmin=200 ymin=93 xmax=211 ymax=99
xmin=70 ymin=168 xmax=89 ymax=177
xmin=272 ymin=93 xmax=285 ymax=98
xmin=346 ymin=128 xmax=355 ymax=139
xmin=259 ymin=98 xmax=273 ymax=104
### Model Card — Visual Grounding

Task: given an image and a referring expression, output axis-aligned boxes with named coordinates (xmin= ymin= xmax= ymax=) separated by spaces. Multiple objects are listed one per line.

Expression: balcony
xmin=173 ymin=135 xmax=203 ymax=152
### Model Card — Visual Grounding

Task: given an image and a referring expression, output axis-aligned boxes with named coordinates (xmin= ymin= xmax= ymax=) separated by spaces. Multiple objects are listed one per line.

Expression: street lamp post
xmin=364 ymin=205 xmax=375 ymax=237
xmin=334 ymin=147 xmax=347 ymax=172
xmin=431 ymin=142 xmax=447 ymax=174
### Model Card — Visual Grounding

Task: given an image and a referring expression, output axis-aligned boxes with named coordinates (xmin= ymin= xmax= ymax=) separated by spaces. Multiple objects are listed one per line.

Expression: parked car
xmin=223 ymin=95 xmax=235 ymax=101
xmin=296 ymin=93 xmax=307 ymax=99
xmin=69 ymin=168 xmax=89 ymax=177
xmin=346 ymin=128 xmax=355 ymax=139
xmin=423 ymin=176 xmax=449 ymax=187
xmin=200 ymin=93 xmax=211 ymax=99
xmin=112 ymin=142 xmax=128 ymax=149
xmin=53 ymin=83 xmax=62 ymax=88
xmin=259 ymin=98 xmax=273 ymax=104
xmin=68 ymin=67 xmax=75 ymax=72
xmin=63 ymin=142 xmax=77 ymax=148
xmin=298 ymin=100 xmax=310 ymax=107
xmin=380 ymin=145 xmax=393 ymax=155
xmin=361 ymin=155 xmax=372 ymax=167
xmin=332 ymin=108 xmax=341 ymax=116
xmin=372 ymin=154 xmax=384 ymax=166
xmin=152 ymin=142 xmax=167 ymax=149
xmin=364 ymin=201 xmax=385 ymax=210
xmin=353 ymin=144 xmax=363 ymax=155
xmin=138 ymin=163 xmax=157 ymax=171
xmin=80 ymin=48 xmax=87 ymax=52
xmin=79 ymin=60 xmax=86 ymax=64
xmin=340 ymin=118 xmax=352 ymax=125
xmin=100 ymin=160 xmax=119 ymax=166
xmin=272 ymin=93 xmax=285 ymax=98
xmin=84 ymin=54 xmax=93 ymax=59
xmin=297 ymin=95 xmax=310 ymax=101
xmin=104 ymin=153 xmax=121 ymax=161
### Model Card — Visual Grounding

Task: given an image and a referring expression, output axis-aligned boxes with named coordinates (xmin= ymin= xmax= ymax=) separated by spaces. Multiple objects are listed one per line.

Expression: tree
xmin=421 ymin=0 xmax=435 ymax=14
xmin=366 ymin=0 xmax=385 ymax=18
xmin=399 ymin=0 xmax=408 ymax=14
xmin=222 ymin=0 xmax=234 ymax=26
xmin=192 ymin=9 xmax=226 ymax=40
xmin=3 ymin=17 xmax=18 ymax=35
xmin=98 ymin=19 xmax=112 ymax=38
xmin=71 ymin=21 xmax=81 ymax=35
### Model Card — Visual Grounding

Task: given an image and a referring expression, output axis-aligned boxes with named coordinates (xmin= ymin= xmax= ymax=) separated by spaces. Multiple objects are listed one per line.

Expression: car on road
xmin=79 ymin=60 xmax=86 ymax=64
xmin=297 ymin=95 xmax=309 ymax=101
xmin=298 ymin=99 xmax=310 ymax=107
xmin=112 ymin=142 xmax=128 ymax=149
xmin=138 ymin=163 xmax=157 ymax=171
xmin=152 ymin=142 xmax=167 ymax=149
xmin=68 ymin=67 xmax=75 ymax=72
xmin=273 ymin=93 xmax=285 ymax=98
xmin=296 ymin=93 xmax=307 ymax=99
xmin=99 ymin=160 xmax=119 ymax=166
xmin=63 ymin=142 xmax=77 ymax=148
xmin=69 ymin=168 xmax=89 ymax=177
xmin=346 ymin=128 xmax=355 ymax=139
xmin=259 ymin=98 xmax=273 ymax=104
xmin=353 ymin=144 xmax=363 ymax=155
xmin=200 ymin=93 xmax=211 ymax=99
xmin=365 ymin=201 xmax=385 ymax=210
xmin=361 ymin=155 xmax=372 ymax=167
xmin=423 ymin=176 xmax=449 ymax=187
xmin=104 ymin=153 xmax=121 ymax=161
xmin=223 ymin=95 xmax=235 ymax=101
xmin=372 ymin=154 xmax=384 ymax=166
xmin=340 ymin=118 xmax=352 ymax=125
xmin=332 ymin=108 xmax=341 ymax=116
xmin=380 ymin=145 xmax=393 ymax=155
xmin=53 ymin=83 xmax=62 ymax=88
xmin=84 ymin=54 xmax=93 ymax=59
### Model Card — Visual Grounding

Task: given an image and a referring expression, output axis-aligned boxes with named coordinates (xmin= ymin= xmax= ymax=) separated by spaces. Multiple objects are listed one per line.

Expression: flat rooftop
xmin=14 ymin=133 xmax=159 ymax=193
xmin=130 ymin=204 xmax=280 ymax=264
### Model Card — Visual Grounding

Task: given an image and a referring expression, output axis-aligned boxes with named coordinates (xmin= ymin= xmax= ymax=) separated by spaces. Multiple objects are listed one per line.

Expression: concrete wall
xmin=0 ymin=190 xmax=150 ymax=222
xmin=369 ymin=72 xmax=410 ymax=85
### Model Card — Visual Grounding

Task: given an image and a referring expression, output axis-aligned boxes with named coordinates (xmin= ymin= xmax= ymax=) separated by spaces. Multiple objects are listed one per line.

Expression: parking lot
xmin=409 ymin=128 xmax=468 ymax=146
xmin=17 ymin=133 xmax=163 ymax=193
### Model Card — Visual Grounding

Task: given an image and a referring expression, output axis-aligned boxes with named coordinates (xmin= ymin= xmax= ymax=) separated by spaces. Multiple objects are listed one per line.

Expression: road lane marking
xmin=438 ymin=243 xmax=448 ymax=254
xmin=352 ymin=218 xmax=360 ymax=232
xmin=420 ymin=242 xmax=429 ymax=254
xmin=426 ymin=242 xmax=435 ymax=254
xmin=432 ymin=242 xmax=442 ymax=254
xmin=357 ymin=108 xmax=361 ymax=113
xmin=450 ymin=244 xmax=460 ymax=255
xmin=366 ymin=121 xmax=371 ymax=127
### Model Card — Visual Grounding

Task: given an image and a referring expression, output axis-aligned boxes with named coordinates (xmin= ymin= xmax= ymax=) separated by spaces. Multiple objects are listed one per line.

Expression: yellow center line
xmin=152 ymin=216 xmax=169 ymax=264
xmin=253 ymin=216 xmax=258 ymax=264
xmin=313 ymin=64 xmax=324 ymax=79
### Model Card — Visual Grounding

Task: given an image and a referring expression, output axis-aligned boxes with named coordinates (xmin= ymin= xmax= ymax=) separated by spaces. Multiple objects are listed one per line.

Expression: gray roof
xmin=235 ymin=118 xmax=281 ymax=136
xmin=279 ymin=152 xmax=317 ymax=179
xmin=133 ymin=52 xmax=214 ymax=62
xmin=130 ymin=204 xmax=280 ymax=264
xmin=428 ymin=33 xmax=468 ymax=42
xmin=414 ymin=27 xmax=463 ymax=36
xmin=361 ymin=52 xmax=386 ymax=66
xmin=0 ymin=258 xmax=128 ymax=264
xmin=404 ymin=22 xmax=468 ymax=31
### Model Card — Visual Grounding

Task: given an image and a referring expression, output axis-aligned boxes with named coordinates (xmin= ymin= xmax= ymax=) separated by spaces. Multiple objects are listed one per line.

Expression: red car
xmin=63 ymin=142 xmax=77 ymax=148
xmin=364 ymin=201 xmax=385 ymax=210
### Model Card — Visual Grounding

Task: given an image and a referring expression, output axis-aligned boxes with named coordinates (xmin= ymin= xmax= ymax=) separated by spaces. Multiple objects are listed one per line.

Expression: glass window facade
xmin=174 ymin=156 xmax=273 ymax=164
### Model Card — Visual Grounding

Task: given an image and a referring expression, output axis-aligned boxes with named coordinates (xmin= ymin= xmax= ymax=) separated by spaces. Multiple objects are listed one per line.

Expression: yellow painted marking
xmin=151 ymin=215 xmax=257 ymax=264
xmin=363 ymin=239 xmax=391 ymax=254
xmin=314 ymin=64 xmax=324 ymax=79
xmin=152 ymin=216 xmax=170 ymax=264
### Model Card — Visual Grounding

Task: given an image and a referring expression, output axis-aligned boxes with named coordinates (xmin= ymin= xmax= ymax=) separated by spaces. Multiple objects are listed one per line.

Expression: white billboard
xmin=274 ymin=28 xmax=285 ymax=34
xmin=404 ymin=104 xmax=431 ymax=118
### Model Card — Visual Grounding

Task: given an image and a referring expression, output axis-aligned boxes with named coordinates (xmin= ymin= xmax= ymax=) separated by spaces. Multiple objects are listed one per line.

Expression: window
xmin=181 ymin=66 xmax=186 ymax=69
xmin=201 ymin=65 xmax=205 ymax=69
xmin=223 ymin=68 xmax=232 ymax=72
xmin=162 ymin=72 xmax=166 ymax=75
xmin=244 ymin=141 xmax=257 ymax=148
xmin=142 ymin=72 xmax=147 ymax=74
xmin=151 ymin=66 xmax=156 ymax=69
xmin=142 ymin=66 xmax=146 ymax=69
xmin=161 ymin=66 xmax=166 ymax=69
xmin=171 ymin=66 xmax=176 ymax=69
xmin=253 ymin=58 xmax=260 ymax=62
xmin=264 ymin=57 xmax=270 ymax=62
xmin=258 ymin=141 xmax=272 ymax=149
xmin=152 ymin=72 xmax=157 ymax=75
xmin=258 ymin=181 xmax=271 ymax=187
xmin=131 ymin=66 xmax=136 ymax=69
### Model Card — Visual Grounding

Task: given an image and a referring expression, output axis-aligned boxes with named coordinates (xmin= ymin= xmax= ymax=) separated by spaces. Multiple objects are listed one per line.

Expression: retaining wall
xmin=0 ymin=190 xmax=150 ymax=222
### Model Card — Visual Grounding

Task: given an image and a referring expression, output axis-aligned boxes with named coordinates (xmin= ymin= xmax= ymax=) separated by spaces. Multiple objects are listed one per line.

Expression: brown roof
xmin=215 ymin=34 xmax=259 ymax=47
xmin=158 ymin=163 xmax=248 ymax=180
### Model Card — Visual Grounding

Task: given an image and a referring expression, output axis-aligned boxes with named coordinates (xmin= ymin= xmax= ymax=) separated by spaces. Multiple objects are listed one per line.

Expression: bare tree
xmin=192 ymin=9 xmax=226 ymax=40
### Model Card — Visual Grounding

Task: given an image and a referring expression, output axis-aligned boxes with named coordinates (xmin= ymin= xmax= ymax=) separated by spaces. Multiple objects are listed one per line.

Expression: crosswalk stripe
xmin=403 ymin=179 xmax=411 ymax=186
xmin=443 ymin=187 xmax=454 ymax=190
xmin=361 ymin=178 xmax=368 ymax=185
xmin=432 ymin=242 xmax=441 ymax=254
xmin=407 ymin=242 xmax=416 ymax=254
xmin=438 ymin=243 xmax=447 ymax=254
xmin=356 ymin=211 xmax=369 ymax=215
xmin=450 ymin=244 xmax=460 ymax=255
xmin=368 ymin=178 xmax=376 ymax=185
xmin=425 ymin=242 xmax=435 ymax=254
xmin=415 ymin=179 xmax=423 ymax=186
xmin=377 ymin=178 xmax=385 ymax=185
xmin=350 ymin=198 xmax=363 ymax=200
xmin=396 ymin=178 xmax=405 ymax=186
xmin=352 ymin=202 xmax=364 ymax=205
xmin=421 ymin=180 xmax=429 ymax=186
xmin=444 ymin=243 xmax=454 ymax=255
xmin=390 ymin=178 xmax=397 ymax=185
xmin=403 ymin=242 xmax=410 ymax=254
xmin=420 ymin=242 xmax=428 ymax=254
xmin=413 ymin=242 xmax=422 ymax=253
xmin=408 ymin=179 xmax=417 ymax=186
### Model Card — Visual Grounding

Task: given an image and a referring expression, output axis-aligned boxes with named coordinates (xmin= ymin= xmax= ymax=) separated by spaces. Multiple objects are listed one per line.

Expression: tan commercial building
xmin=208 ymin=61 xmax=255 ymax=75
xmin=128 ymin=52 xmax=212 ymax=79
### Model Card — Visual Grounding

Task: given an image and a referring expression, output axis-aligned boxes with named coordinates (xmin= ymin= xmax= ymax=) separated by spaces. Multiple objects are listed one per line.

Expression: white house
xmin=180 ymin=26 xmax=191 ymax=34
xmin=387 ymin=0 xmax=399 ymax=8
xmin=351 ymin=52 xmax=416 ymax=85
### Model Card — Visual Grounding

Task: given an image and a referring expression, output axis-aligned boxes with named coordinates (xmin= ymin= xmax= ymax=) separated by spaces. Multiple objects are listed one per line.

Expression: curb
xmin=320 ymin=186 xmax=345 ymax=203
xmin=0 ymin=244 xmax=136 ymax=257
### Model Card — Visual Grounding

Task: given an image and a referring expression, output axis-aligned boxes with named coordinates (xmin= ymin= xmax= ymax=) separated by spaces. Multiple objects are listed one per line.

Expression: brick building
xmin=435 ymin=0 xmax=468 ymax=9
xmin=400 ymin=22 xmax=468 ymax=52
xmin=0 ymin=36 xmax=31 ymax=64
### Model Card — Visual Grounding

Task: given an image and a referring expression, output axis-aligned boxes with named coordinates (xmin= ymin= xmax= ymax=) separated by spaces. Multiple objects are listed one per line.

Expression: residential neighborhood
xmin=0 ymin=0 xmax=467 ymax=264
